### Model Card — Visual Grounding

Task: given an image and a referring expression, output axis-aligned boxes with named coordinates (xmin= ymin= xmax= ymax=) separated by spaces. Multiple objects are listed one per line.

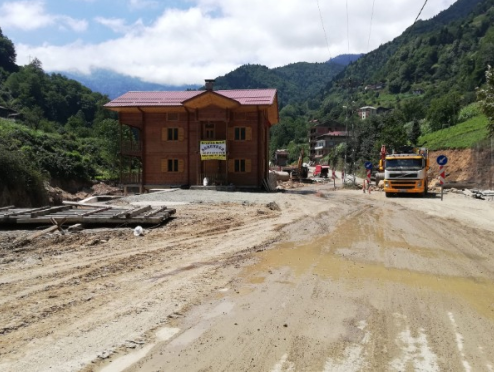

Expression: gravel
xmin=120 ymin=188 xmax=285 ymax=206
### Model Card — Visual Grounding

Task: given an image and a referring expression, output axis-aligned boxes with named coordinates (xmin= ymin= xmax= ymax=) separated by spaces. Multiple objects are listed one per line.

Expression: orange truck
xmin=375 ymin=145 xmax=430 ymax=197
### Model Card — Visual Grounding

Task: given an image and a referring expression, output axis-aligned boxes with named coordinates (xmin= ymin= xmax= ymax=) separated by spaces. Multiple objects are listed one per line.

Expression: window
xmin=235 ymin=127 xmax=246 ymax=140
xmin=230 ymin=126 xmax=251 ymax=141
xmin=235 ymin=159 xmax=245 ymax=172
xmin=229 ymin=159 xmax=251 ymax=173
xmin=162 ymin=127 xmax=184 ymax=141
xmin=161 ymin=159 xmax=184 ymax=173
xmin=168 ymin=159 xmax=179 ymax=172
xmin=168 ymin=128 xmax=178 ymax=140
xmin=206 ymin=129 xmax=215 ymax=139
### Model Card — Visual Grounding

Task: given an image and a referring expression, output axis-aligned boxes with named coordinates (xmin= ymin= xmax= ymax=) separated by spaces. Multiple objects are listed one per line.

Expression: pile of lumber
xmin=0 ymin=203 xmax=176 ymax=226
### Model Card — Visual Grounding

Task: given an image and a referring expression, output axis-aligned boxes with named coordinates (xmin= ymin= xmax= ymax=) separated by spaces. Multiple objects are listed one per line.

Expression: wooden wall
xmin=120 ymin=105 xmax=271 ymax=188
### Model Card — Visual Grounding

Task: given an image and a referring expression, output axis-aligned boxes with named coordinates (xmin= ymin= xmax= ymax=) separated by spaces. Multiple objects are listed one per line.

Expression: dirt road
xmin=1 ymin=186 xmax=494 ymax=371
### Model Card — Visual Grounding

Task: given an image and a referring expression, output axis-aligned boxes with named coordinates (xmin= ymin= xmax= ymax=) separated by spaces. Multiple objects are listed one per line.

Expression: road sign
xmin=439 ymin=165 xmax=445 ymax=185
xmin=364 ymin=161 xmax=373 ymax=169
xmin=437 ymin=155 xmax=448 ymax=166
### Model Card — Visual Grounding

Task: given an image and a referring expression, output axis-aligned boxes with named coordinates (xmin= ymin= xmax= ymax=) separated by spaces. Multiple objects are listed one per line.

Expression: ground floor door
xmin=200 ymin=160 xmax=227 ymax=186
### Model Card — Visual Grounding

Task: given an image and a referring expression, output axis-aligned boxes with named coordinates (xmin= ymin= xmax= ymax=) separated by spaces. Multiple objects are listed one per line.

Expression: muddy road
xmin=1 ymin=187 xmax=494 ymax=371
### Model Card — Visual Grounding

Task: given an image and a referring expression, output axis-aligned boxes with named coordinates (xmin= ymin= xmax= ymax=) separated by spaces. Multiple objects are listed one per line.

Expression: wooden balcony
xmin=121 ymin=171 xmax=142 ymax=185
xmin=121 ymin=141 xmax=142 ymax=157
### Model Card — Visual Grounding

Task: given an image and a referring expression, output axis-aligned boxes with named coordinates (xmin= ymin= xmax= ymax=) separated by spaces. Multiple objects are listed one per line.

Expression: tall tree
xmin=0 ymin=27 xmax=17 ymax=73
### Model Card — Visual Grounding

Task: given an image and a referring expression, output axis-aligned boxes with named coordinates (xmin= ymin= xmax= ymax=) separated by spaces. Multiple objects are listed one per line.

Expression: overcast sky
xmin=0 ymin=0 xmax=457 ymax=85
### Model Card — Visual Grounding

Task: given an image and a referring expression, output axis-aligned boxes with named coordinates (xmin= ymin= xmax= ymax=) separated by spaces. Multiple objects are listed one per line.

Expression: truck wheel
xmin=385 ymin=192 xmax=392 ymax=198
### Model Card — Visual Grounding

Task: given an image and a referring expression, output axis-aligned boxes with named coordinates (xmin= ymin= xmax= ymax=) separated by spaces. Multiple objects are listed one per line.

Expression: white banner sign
xmin=200 ymin=141 xmax=227 ymax=160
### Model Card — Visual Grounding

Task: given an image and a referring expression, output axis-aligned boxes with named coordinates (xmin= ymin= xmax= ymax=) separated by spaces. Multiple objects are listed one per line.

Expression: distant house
xmin=364 ymin=83 xmax=385 ymax=91
xmin=412 ymin=89 xmax=425 ymax=95
xmin=104 ymin=80 xmax=279 ymax=190
xmin=314 ymin=130 xmax=349 ymax=162
xmin=358 ymin=106 xmax=376 ymax=120
xmin=308 ymin=119 xmax=348 ymax=163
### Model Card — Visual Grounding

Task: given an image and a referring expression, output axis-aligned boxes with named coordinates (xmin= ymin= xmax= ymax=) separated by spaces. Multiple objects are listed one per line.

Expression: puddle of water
xmin=243 ymin=208 xmax=494 ymax=321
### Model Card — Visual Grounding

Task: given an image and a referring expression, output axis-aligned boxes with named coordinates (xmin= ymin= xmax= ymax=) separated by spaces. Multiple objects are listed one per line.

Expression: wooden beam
xmin=114 ymin=205 xmax=152 ymax=218
xmin=79 ymin=207 xmax=112 ymax=217
xmin=31 ymin=206 xmax=72 ymax=217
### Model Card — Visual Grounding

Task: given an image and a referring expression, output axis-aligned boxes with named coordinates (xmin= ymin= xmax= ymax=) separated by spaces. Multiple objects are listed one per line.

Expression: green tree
xmin=0 ymin=27 xmax=17 ymax=72
xmin=427 ymin=93 xmax=461 ymax=131
xmin=409 ymin=119 xmax=422 ymax=145
xmin=477 ymin=65 xmax=494 ymax=137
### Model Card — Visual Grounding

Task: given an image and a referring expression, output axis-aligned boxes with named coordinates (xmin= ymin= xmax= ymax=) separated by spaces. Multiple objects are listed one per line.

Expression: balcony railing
xmin=121 ymin=171 xmax=142 ymax=185
xmin=121 ymin=141 xmax=142 ymax=155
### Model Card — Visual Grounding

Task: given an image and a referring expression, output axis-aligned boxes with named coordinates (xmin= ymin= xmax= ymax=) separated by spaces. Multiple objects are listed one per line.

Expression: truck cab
xmin=380 ymin=146 xmax=429 ymax=197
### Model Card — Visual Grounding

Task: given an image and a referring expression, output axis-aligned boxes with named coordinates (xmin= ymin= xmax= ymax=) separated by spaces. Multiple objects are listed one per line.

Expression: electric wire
xmin=316 ymin=0 xmax=332 ymax=61
xmin=367 ymin=0 xmax=376 ymax=51
xmin=414 ymin=0 xmax=429 ymax=24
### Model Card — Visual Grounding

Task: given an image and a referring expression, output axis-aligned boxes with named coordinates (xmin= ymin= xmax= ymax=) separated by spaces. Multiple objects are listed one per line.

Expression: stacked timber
xmin=0 ymin=204 xmax=176 ymax=226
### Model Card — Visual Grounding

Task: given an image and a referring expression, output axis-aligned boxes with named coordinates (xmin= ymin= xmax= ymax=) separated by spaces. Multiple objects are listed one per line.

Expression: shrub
xmin=0 ymin=148 xmax=48 ymax=207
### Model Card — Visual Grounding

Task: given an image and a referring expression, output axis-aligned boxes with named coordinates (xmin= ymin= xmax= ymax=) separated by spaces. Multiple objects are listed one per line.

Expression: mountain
xmin=213 ymin=60 xmax=346 ymax=108
xmin=317 ymin=0 xmax=494 ymax=123
xmin=329 ymin=54 xmax=364 ymax=66
xmin=59 ymin=55 xmax=354 ymax=106
xmin=59 ymin=69 xmax=201 ymax=99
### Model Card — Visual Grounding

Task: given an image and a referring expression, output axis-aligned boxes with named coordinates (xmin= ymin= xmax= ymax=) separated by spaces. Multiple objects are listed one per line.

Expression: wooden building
xmin=104 ymin=81 xmax=279 ymax=190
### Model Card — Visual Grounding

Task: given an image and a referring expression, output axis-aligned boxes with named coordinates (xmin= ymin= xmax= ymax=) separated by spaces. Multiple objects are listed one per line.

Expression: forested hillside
xmin=0 ymin=28 xmax=119 ymax=206
xmin=274 ymin=0 xmax=494 ymax=166
xmin=214 ymin=61 xmax=345 ymax=108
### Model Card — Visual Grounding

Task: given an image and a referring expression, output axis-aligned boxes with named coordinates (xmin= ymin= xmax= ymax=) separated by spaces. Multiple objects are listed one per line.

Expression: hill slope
xmin=214 ymin=61 xmax=345 ymax=108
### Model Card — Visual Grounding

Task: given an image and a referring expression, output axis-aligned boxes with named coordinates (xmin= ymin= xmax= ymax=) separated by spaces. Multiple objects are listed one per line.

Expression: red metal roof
xmin=104 ymin=89 xmax=277 ymax=108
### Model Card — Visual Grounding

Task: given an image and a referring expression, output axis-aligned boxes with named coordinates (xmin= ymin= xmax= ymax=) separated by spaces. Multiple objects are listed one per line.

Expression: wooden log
xmin=4 ymin=206 xmax=51 ymax=218
xmin=0 ymin=205 xmax=15 ymax=211
xmin=31 ymin=206 xmax=72 ymax=217
xmin=62 ymin=201 xmax=121 ymax=209
xmin=114 ymin=205 xmax=152 ymax=218
xmin=143 ymin=206 xmax=168 ymax=217
xmin=79 ymin=207 xmax=112 ymax=217
xmin=14 ymin=224 xmax=59 ymax=243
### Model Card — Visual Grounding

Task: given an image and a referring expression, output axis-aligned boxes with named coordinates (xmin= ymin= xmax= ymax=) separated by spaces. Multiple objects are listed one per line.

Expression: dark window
xmin=168 ymin=128 xmax=179 ymax=141
xmin=168 ymin=159 xmax=179 ymax=172
xmin=235 ymin=127 xmax=246 ymax=140
xmin=206 ymin=129 xmax=215 ymax=139
xmin=235 ymin=159 xmax=246 ymax=172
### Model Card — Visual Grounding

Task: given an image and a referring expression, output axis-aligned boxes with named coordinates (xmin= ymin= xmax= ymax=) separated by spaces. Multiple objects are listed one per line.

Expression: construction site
xmin=1 ymin=145 xmax=494 ymax=371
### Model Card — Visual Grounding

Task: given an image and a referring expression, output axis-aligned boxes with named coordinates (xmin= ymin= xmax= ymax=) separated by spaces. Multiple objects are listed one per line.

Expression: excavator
xmin=375 ymin=145 xmax=429 ymax=197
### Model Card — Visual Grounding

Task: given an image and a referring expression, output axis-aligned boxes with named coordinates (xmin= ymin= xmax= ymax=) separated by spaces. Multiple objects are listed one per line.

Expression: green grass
xmin=418 ymin=115 xmax=489 ymax=150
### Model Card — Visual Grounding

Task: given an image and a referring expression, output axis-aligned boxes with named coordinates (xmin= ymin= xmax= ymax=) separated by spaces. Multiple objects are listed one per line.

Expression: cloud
xmin=0 ymin=0 xmax=87 ymax=32
xmin=128 ymin=0 xmax=159 ymax=10
xmin=94 ymin=17 xmax=135 ymax=34
xmin=15 ymin=0 xmax=457 ymax=85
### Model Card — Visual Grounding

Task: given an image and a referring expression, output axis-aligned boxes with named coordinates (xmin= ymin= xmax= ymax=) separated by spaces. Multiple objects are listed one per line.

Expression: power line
xmin=367 ymin=0 xmax=376 ymax=52
xmin=414 ymin=0 xmax=429 ymax=24
xmin=316 ymin=0 xmax=332 ymax=61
